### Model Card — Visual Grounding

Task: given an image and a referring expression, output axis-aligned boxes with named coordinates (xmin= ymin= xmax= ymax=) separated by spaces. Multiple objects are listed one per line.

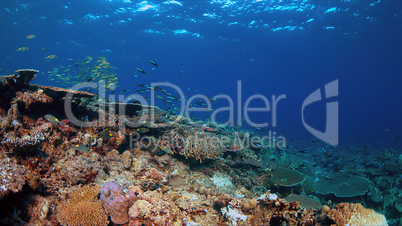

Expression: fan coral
xmin=327 ymin=203 xmax=388 ymax=226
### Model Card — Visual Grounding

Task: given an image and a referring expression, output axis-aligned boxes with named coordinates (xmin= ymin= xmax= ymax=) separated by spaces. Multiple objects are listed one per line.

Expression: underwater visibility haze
xmin=0 ymin=0 xmax=401 ymax=225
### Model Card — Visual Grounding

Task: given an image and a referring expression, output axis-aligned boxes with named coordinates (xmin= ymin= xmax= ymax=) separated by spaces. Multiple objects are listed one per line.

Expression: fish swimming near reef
xmin=135 ymin=128 xmax=150 ymax=133
xmin=44 ymin=114 xmax=62 ymax=124
xmin=142 ymin=121 xmax=158 ymax=129
xmin=26 ymin=34 xmax=35 ymax=39
xmin=71 ymin=144 xmax=90 ymax=152
xmin=98 ymin=131 xmax=113 ymax=140
xmin=16 ymin=47 xmax=29 ymax=52
xmin=142 ymin=145 xmax=172 ymax=156
xmin=149 ymin=60 xmax=158 ymax=67
xmin=136 ymin=68 xmax=146 ymax=74
xmin=45 ymin=55 xmax=57 ymax=62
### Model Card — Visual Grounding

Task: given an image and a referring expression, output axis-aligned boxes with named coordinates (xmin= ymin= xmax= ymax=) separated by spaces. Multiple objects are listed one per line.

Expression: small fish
xmin=277 ymin=147 xmax=285 ymax=152
xmin=26 ymin=34 xmax=35 ymax=39
xmin=204 ymin=108 xmax=213 ymax=112
xmin=157 ymin=95 xmax=164 ymax=99
xmin=334 ymin=169 xmax=347 ymax=173
xmin=98 ymin=131 xmax=113 ymax=140
xmin=41 ymin=48 xmax=48 ymax=52
xmin=136 ymin=90 xmax=148 ymax=93
xmin=161 ymin=146 xmax=173 ymax=154
xmin=322 ymin=148 xmax=327 ymax=154
xmin=45 ymin=55 xmax=57 ymax=62
xmin=16 ymin=47 xmax=29 ymax=52
xmin=208 ymin=97 xmax=216 ymax=101
xmin=136 ymin=128 xmax=149 ymax=133
xmin=71 ymin=144 xmax=90 ymax=152
xmin=44 ymin=114 xmax=62 ymax=124
xmin=179 ymin=70 xmax=183 ymax=74
xmin=323 ymin=163 xmax=334 ymax=168
xmin=139 ymin=84 xmax=151 ymax=88
xmin=142 ymin=122 xmax=158 ymax=129
xmin=166 ymin=96 xmax=179 ymax=101
xmin=297 ymin=150 xmax=310 ymax=154
xmin=136 ymin=68 xmax=146 ymax=74
xmin=149 ymin=60 xmax=158 ymax=67
xmin=298 ymin=163 xmax=308 ymax=168
xmin=327 ymin=153 xmax=337 ymax=158
xmin=122 ymin=89 xmax=130 ymax=92
xmin=142 ymin=145 xmax=165 ymax=156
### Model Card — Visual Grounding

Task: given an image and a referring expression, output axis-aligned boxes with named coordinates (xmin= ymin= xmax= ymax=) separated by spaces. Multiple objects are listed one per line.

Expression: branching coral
xmin=2 ymin=131 xmax=45 ymax=152
xmin=13 ymin=90 xmax=53 ymax=110
xmin=0 ymin=158 xmax=30 ymax=200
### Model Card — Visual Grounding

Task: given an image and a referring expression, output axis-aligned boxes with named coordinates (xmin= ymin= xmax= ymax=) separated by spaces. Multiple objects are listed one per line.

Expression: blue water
xmin=1 ymin=0 xmax=401 ymax=148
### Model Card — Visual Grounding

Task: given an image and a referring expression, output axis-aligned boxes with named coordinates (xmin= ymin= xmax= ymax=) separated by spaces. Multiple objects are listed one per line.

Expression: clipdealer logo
xmin=301 ymin=79 xmax=339 ymax=146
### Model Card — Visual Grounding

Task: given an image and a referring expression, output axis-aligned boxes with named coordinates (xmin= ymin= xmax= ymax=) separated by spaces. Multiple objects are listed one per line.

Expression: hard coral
xmin=57 ymin=185 xmax=108 ymax=226
xmin=327 ymin=203 xmax=388 ymax=226
xmin=13 ymin=90 xmax=53 ymax=110
xmin=184 ymin=130 xmax=226 ymax=162
xmin=314 ymin=175 xmax=372 ymax=197
xmin=269 ymin=167 xmax=306 ymax=187
xmin=100 ymin=182 xmax=136 ymax=225
xmin=0 ymin=158 xmax=30 ymax=200
xmin=2 ymin=131 xmax=45 ymax=152
xmin=57 ymin=201 xmax=108 ymax=226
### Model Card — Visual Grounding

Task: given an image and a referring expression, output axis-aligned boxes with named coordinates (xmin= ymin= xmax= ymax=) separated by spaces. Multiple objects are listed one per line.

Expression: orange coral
xmin=57 ymin=185 xmax=108 ymax=226
xmin=57 ymin=201 xmax=108 ymax=226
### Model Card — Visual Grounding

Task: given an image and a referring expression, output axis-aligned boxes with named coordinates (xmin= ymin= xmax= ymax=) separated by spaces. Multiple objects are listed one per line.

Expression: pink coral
xmin=145 ymin=168 xmax=166 ymax=181
xmin=100 ymin=182 xmax=136 ymax=225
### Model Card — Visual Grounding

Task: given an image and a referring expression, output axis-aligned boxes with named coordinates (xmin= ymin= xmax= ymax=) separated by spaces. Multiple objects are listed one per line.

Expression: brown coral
xmin=57 ymin=185 xmax=108 ymax=226
xmin=0 ymin=158 xmax=30 ymax=200
xmin=57 ymin=201 xmax=108 ymax=226
xmin=327 ymin=203 xmax=388 ymax=226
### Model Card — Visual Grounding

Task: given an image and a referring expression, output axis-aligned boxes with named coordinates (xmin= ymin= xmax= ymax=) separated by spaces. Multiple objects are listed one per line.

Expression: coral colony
xmin=0 ymin=69 xmax=396 ymax=225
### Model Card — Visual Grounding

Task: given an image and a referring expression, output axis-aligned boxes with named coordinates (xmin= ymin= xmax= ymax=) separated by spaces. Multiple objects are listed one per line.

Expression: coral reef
xmin=327 ymin=203 xmax=388 ymax=226
xmin=0 ymin=158 xmax=30 ymax=199
xmin=57 ymin=185 xmax=109 ymax=226
xmin=314 ymin=174 xmax=372 ymax=197
xmin=0 ymin=68 xmax=396 ymax=225
xmin=100 ymin=182 xmax=135 ymax=224
xmin=269 ymin=167 xmax=306 ymax=187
